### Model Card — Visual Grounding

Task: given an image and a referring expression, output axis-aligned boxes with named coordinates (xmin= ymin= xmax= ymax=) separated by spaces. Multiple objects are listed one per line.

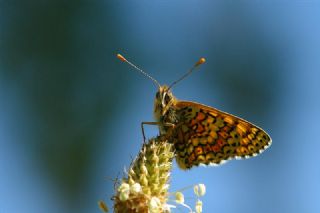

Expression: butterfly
xmin=117 ymin=54 xmax=272 ymax=170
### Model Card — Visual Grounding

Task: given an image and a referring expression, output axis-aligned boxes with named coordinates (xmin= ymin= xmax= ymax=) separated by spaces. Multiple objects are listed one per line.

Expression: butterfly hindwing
xmin=172 ymin=101 xmax=272 ymax=169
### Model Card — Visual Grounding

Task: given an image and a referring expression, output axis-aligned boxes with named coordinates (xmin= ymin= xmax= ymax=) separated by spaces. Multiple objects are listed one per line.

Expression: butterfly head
xmin=154 ymin=85 xmax=176 ymax=120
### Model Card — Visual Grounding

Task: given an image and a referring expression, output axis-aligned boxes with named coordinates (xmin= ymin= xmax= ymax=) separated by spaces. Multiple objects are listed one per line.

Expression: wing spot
xmin=211 ymin=144 xmax=221 ymax=152
xmin=197 ymin=155 xmax=206 ymax=164
xmin=218 ymin=131 xmax=229 ymax=139
xmin=191 ymin=138 xmax=199 ymax=146
xmin=224 ymin=116 xmax=234 ymax=124
xmin=196 ymin=124 xmax=205 ymax=133
xmin=200 ymin=137 xmax=207 ymax=144
xmin=209 ymin=112 xmax=218 ymax=117
xmin=195 ymin=146 xmax=204 ymax=155
xmin=237 ymin=123 xmax=248 ymax=134
xmin=207 ymin=116 xmax=215 ymax=123
xmin=248 ymin=145 xmax=255 ymax=152
xmin=196 ymin=112 xmax=206 ymax=121
xmin=248 ymin=134 xmax=255 ymax=140
xmin=205 ymin=153 xmax=215 ymax=161
xmin=209 ymin=131 xmax=218 ymax=139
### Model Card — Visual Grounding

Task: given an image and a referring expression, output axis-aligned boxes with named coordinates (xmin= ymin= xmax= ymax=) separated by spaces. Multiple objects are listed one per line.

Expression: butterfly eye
xmin=162 ymin=93 xmax=171 ymax=106
xmin=156 ymin=91 xmax=160 ymax=99
xmin=165 ymin=94 xmax=171 ymax=104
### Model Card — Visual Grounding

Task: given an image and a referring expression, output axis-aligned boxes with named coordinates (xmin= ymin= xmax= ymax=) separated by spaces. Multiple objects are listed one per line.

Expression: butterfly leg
xmin=141 ymin=122 xmax=161 ymax=142
xmin=141 ymin=122 xmax=175 ymax=142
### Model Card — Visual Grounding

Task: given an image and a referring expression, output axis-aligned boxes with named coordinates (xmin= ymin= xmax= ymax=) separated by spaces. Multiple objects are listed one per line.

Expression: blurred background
xmin=0 ymin=1 xmax=319 ymax=212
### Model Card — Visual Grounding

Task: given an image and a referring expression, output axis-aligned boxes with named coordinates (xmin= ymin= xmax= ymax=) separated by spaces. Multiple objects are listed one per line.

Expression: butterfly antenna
xmin=117 ymin=54 xmax=161 ymax=88
xmin=168 ymin=57 xmax=206 ymax=90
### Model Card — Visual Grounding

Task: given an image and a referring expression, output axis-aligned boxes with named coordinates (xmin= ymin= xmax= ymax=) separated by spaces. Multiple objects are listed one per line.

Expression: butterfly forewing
xmin=171 ymin=101 xmax=272 ymax=169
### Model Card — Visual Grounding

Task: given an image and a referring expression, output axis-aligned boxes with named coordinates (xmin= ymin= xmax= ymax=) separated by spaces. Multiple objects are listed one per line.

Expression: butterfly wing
xmin=171 ymin=101 xmax=272 ymax=169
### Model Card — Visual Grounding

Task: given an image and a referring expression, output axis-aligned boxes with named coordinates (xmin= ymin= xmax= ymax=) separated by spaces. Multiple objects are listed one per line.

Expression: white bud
xmin=175 ymin=192 xmax=185 ymax=204
xmin=118 ymin=183 xmax=130 ymax=201
xmin=118 ymin=183 xmax=129 ymax=192
xmin=130 ymin=183 xmax=141 ymax=194
xmin=148 ymin=197 xmax=161 ymax=213
xmin=195 ymin=200 xmax=203 ymax=213
xmin=194 ymin=184 xmax=206 ymax=197
xmin=119 ymin=189 xmax=129 ymax=201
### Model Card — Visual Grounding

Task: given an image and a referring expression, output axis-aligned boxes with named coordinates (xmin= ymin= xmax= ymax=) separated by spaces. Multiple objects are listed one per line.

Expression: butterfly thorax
xmin=154 ymin=85 xmax=179 ymax=135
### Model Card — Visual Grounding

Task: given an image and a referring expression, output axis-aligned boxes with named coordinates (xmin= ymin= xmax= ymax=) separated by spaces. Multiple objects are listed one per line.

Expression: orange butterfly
xmin=117 ymin=54 xmax=272 ymax=170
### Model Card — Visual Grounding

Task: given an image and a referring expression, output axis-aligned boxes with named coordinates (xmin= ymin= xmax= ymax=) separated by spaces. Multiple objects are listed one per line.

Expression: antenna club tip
xmin=196 ymin=57 xmax=206 ymax=66
xmin=117 ymin=53 xmax=127 ymax=62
